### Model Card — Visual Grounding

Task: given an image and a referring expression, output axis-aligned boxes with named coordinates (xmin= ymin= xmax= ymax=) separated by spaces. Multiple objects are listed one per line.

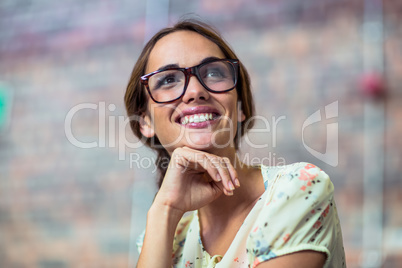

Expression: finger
xmin=172 ymin=147 xmax=222 ymax=183
xmin=222 ymin=157 xmax=240 ymax=188
xmin=176 ymin=147 xmax=235 ymax=194
xmin=223 ymin=188 xmax=233 ymax=196
xmin=211 ymin=179 xmax=233 ymax=196
xmin=205 ymin=154 xmax=235 ymax=192
xmin=179 ymin=148 xmax=232 ymax=192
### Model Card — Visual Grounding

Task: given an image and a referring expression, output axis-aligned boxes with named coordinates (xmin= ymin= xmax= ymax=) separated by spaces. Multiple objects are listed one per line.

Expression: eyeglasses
xmin=140 ymin=59 xmax=239 ymax=103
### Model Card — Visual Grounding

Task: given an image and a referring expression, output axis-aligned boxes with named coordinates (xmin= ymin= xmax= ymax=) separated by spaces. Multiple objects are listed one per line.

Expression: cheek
xmin=148 ymin=104 xmax=175 ymax=131
xmin=226 ymin=94 xmax=240 ymax=117
xmin=147 ymin=101 xmax=163 ymax=120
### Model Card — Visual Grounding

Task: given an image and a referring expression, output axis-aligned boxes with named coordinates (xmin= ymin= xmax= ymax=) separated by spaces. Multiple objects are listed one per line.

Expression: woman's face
xmin=141 ymin=30 xmax=243 ymax=154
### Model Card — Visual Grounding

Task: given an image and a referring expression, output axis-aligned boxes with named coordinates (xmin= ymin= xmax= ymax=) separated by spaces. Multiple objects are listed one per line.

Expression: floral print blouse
xmin=137 ymin=162 xmax=346 ymax=267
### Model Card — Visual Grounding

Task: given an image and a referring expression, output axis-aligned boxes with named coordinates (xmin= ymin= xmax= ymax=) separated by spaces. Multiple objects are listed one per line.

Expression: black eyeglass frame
xmin=140 ymin=59 xmax=239 ymax=103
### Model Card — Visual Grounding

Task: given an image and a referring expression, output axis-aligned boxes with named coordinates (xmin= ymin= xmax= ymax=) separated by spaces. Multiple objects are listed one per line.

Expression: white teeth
xmin=180 ymin=113 xmax=216 ymax=125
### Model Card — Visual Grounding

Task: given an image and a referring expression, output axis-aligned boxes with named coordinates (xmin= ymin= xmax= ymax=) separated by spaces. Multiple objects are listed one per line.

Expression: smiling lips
xmin=180 ymin=113 xmax=218 ymax=125
xmin=175 ymin=106 xmax=221 ymax=127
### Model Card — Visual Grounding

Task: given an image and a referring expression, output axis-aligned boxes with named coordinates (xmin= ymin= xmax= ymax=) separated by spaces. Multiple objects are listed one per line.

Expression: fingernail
xmin=226 ymin=189 xmax=233 ymax=196
xmin=216 ymin=174 xmax=222 ymax=181
xmin=234 ymin=178 xmax=240 ymax=187
xmin=229 ymin=181 xmax=235 ymax=190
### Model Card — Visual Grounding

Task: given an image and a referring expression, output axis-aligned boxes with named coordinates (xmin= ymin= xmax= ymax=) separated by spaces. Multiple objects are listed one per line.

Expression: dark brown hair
xmin=124 ymin=19 xmax=255 ymax=187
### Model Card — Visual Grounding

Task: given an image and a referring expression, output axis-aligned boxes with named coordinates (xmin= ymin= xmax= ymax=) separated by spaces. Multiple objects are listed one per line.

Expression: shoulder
xmin=246 ymin=162 xmax=344 ymax=267
xmin=261 ymin=162 xmax=333 ymax=198
xmin=258 ymin=162 xmax=335 ymax=227
xmin=261 ymin=162 xmax=329 ymax=181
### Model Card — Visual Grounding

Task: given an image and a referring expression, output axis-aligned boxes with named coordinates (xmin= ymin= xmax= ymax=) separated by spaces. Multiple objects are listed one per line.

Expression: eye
xmin=162 ymin=75 xmax=177 ymax=84
xmin=152 ymin=71 xmax=183 ymax=90
xmin=206 ymin=69 xmax=224 ymax=78
xmin=200 ymin=61 xmax=231 ymax=82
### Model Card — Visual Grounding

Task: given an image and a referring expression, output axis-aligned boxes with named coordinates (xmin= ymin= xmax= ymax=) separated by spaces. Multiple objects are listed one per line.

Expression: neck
xmin=198 ymin=155 xmax=265 ymax=231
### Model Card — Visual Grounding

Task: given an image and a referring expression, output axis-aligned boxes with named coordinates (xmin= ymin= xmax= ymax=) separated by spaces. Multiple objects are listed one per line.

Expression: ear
xmin=139 ymin=113 xmax=155 ymax=138
xmin=238 ymin=110 xmax=246 ymax=123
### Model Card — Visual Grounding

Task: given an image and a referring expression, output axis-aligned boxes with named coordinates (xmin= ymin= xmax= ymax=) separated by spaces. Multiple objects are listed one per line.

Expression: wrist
xmin=138 ymin=202 xmax=184 ymax=268
xmin=148 ymin=202 xmax=184 ymax=227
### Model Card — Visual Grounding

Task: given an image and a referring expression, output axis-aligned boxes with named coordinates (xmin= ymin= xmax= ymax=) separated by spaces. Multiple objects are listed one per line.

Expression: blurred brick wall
xmin=0 ymin=0 xmax=401 ymax=267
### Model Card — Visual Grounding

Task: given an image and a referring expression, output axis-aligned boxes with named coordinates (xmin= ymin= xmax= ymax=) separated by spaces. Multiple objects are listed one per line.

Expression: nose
xmin=181 ymin=75 xmax=210 ymax=103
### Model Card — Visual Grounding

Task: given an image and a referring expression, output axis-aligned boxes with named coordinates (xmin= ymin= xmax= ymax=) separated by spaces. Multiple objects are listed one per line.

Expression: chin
xmin=184 ymin=134 xmax=234 ymax=151
xmin=183 ymin=139 xmax=214 ymax=150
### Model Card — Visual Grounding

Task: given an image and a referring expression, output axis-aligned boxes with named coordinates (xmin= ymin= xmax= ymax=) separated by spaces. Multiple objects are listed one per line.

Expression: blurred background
xmin=1 ymin=0 xmax=401 ymax=267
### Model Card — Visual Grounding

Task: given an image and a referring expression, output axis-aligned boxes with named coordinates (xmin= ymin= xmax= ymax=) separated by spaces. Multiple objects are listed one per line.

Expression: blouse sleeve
xmin=247 ymin=162 xmax=343 ymax=267
xmin=136 ymin=230 xmax=145 ymax=254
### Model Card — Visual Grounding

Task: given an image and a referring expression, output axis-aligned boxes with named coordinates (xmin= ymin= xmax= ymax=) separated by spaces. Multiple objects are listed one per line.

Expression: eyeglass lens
xmin=148 ymin=61 xmax=236 ymax=102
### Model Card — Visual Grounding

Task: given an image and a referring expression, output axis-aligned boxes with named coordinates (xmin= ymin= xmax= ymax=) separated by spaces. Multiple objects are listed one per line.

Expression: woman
xmin=125 ymin=19 xmax=345 ymax=268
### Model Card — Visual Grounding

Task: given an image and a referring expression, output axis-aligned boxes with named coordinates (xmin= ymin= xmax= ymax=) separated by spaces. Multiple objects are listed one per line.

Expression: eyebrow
xmin=156 ymin=56 xmax=223 ymax=72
